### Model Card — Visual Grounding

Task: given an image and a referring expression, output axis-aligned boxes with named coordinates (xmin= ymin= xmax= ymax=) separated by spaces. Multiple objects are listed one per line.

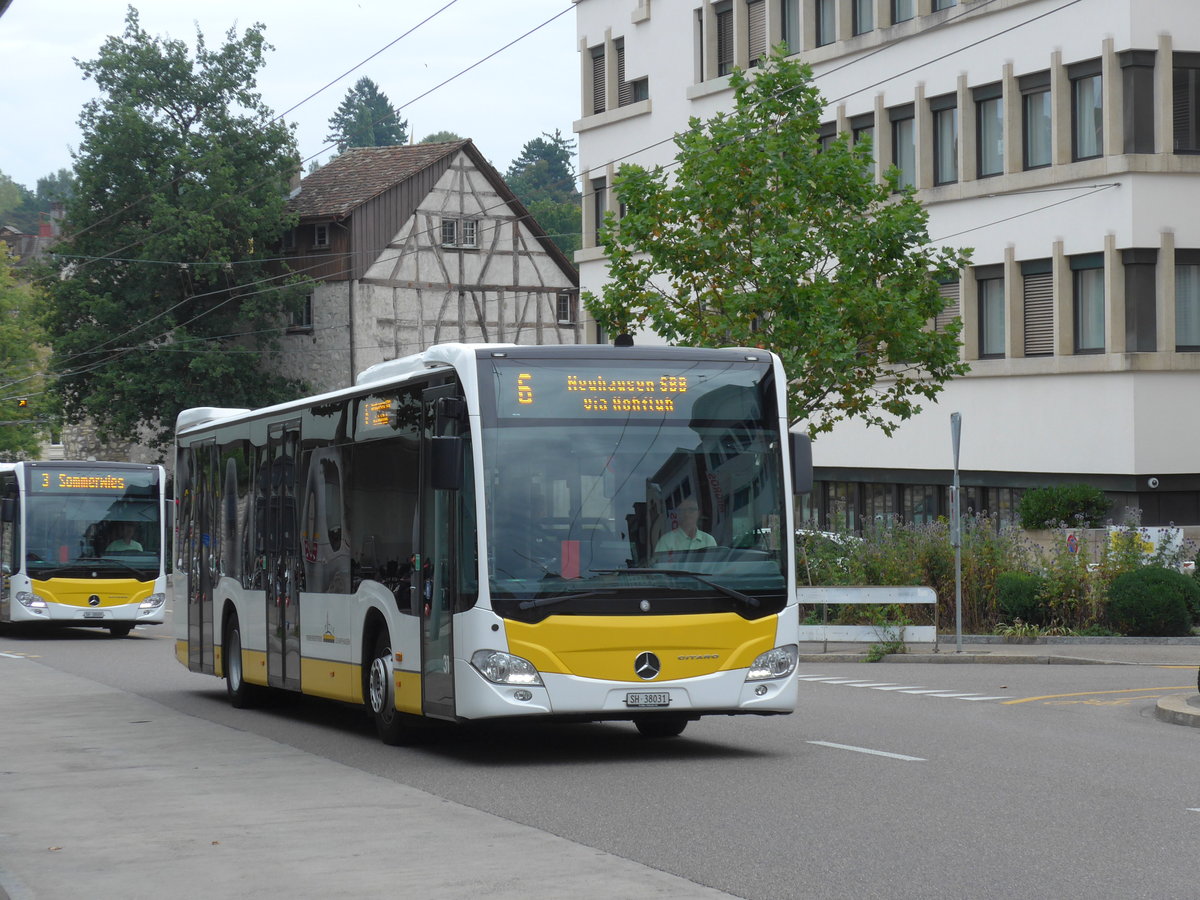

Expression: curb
xmin=1154 ymin=694 xmax=1200 ymax=728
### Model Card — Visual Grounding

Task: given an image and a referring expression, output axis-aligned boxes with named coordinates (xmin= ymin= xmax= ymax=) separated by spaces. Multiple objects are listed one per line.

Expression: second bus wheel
xmin=224 ymin=615 xmax=262 ymax=709
xmin=367 ymin=631 xmax=409 ymax=745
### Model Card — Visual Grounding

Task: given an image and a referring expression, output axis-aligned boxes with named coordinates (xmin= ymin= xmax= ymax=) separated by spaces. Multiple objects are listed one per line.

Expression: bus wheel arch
xmin=223 ymin=604 xmax=260 ymax=709
xmin=364 ymin=617 xmax=409 ymax=745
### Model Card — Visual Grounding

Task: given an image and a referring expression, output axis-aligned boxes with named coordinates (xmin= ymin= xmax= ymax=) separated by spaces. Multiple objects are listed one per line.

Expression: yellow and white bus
xmin=0 ymin=461 xmax=168 ymax=636
xmin=173 ymin=343 xmax=811 ymax=741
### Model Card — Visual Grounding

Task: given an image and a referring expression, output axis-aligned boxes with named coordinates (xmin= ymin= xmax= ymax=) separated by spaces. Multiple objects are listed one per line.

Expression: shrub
xmin=1017 ymin=483 xmax=1110 ymax=529
xmin=1106 ymin=567 xmax=1197 ymax=636
xmin=996 ymin=571 xmax=1047 ymax=625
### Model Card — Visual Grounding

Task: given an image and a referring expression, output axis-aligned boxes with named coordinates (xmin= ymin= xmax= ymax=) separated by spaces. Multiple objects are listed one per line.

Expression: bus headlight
xmin=139 ymin=593 xmax=166 ymax=610
xmin=15 ymin=591 xmax=46 ymax=609
xmin=471 ymin=650 xmax=543 ymax=686
xmin=745 ymin=644 xmax=798 ymax=681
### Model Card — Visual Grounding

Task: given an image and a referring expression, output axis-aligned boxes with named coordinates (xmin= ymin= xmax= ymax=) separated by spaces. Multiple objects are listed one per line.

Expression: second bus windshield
xmin=481 ymin=356 xmax=787 ymax=618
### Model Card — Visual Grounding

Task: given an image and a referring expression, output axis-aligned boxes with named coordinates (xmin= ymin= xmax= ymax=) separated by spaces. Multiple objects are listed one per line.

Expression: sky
xmin=0 ymin=0 xmax=581 ymax=191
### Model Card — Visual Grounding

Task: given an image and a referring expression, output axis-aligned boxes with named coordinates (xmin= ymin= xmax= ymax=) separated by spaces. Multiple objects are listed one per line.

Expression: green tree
xmin=36 ymin=169 xmax=77 ymax=206
xmin=505 ymin=130 xmax=580 ymax=257
xmin=42 ymin=6 xmax=308 ymax=453
xmin=418 ymin=131 xmax=463 ymax=144
xmin=325 ymin=76 xmax=407 ymax=152
xmin=585 ymin=49 xmax=970 ymax=435
xmin=0 ymin=244 xmax=48 ymax=459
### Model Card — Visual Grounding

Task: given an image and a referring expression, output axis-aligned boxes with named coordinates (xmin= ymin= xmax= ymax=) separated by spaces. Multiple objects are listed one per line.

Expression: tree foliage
xmin=41 ymin=6 xmax=308 ymax=453
xmin=585 ymin=49 xmax=970 ymax=435
xmin=326 ymin=76 xmax=407 ymax=153
xmin=505 ymin=130 xmax=580 ymax=256
xmin=0 ymin=169 xmax=75 ymax=235
xmin=0 ymin=244 xmax=48 ymax=459
xmin=418 ymin=130 xmax=463 ymax=144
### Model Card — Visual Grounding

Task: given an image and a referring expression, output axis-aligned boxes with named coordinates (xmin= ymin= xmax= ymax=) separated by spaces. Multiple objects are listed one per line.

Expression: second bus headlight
xmin=471 ymin=650 xmax=543 ymax=686
xmin=139 ymin=593 xmax=166 ymax=609
xmin=745 ymin=645 xmax=798 ymax=681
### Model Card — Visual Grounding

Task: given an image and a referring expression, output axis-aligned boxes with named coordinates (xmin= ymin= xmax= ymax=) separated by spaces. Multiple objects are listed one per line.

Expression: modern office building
xmin=574 ymin=0 xmax=1200 ymax=528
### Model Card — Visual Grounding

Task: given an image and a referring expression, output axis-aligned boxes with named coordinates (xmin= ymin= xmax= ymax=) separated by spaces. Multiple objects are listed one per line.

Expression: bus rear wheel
xmin=368 ymin=632 xmax=409 ymax=745
xmin=634 ymin=715 xmax=689 ymax=739
xmin=224 ymin=616 xmax=261 ymax=709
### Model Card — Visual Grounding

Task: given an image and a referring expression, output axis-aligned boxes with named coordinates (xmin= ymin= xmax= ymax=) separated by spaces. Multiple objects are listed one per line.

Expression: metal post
xmin=950 ymin=412 xmax=962 ymax=653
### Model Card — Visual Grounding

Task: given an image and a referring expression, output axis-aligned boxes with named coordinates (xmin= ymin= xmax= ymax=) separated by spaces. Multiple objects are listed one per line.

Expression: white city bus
xmin=173 ymin=343 xmax=811 ymax=741
xmin=0 ymin=461 xmax=169 ymax=636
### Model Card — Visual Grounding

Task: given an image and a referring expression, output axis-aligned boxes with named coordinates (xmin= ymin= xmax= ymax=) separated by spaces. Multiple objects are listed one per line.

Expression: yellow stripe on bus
xmin=36 ymin=576 xmax=153 ymax=607
xmin=506 ymin=613 xmax=777 ymax=682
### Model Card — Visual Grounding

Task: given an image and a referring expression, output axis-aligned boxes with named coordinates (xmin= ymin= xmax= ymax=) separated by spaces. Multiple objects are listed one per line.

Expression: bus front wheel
xmin=368 ymin=632 xmax=408 ymax=745
xmin=634 ymin=716 xmax=689 ymax=739
xmin=108 ymin=623 xmax=133 ymax=637
xmin=224 ymin=616 xmax=260 ymax=709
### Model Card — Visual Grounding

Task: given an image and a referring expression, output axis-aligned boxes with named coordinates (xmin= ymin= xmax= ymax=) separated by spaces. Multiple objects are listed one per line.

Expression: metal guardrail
xmin=796 ymin=586 xmax=938 ymax=649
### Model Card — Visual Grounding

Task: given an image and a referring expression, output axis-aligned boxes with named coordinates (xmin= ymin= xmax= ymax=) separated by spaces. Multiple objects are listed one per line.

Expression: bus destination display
xmin=28 ymin=469 xmax=154 ymax=492
xmin=516 ymin=371 xmax=687 ymax=415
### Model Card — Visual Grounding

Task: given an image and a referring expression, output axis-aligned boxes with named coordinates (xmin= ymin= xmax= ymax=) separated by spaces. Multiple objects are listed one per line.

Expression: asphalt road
xmin=3 ymin=621 xmax=1200 ymax=899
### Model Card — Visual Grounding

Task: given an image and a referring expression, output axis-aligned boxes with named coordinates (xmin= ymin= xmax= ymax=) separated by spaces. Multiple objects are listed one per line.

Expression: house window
xmin=892 ymin=0 xmax=914 ymax=24
xmin=851 ymin=113 xmax=875 ymax=168
xmin=1072 ymin=254 xmax=1105 ymax=353
xmin=976 ymin=84 xmax=1004 ymax=177
xmin=1021 ymin=72 xmax=1052 ymax=169
xmin=815 ymin=0 xmax=835 ymax=47
xmin=441 ymin=219 xmax=457 ymax=246
xmin=460 ymin=219 xmax=478 ymax=248
xmin=931 ymin=96 xmax=958 ymax=185
xmin=615 ymin=41 xmax=649 ymax=106
xmin=1173 ymin=56 xmax=1200 ymax=153
xmin=590 ymin=45 xmax=606 ymax=115
xmin=890 ymin=105 xmax=915 ymax=190
xmin=976 ymin=269 xmax=1005 ymax=358
xmin=289 ymin=293 xmax=314 ymax=333
xmin=313 ymin=223 xmax=330 ymax=249
xmin=716 ymin=2 xmax=734 ymax=75
xmin=747 ymin=0 xmax=766 ymax=67
xmin=780 ymin=0 xmax=800 ymax=53
xmin=1176 ymin=255 xmax=1200 ymax=350
xmin=818 ymin=121 xmax=837 ymax=153
xmin=853 ymin=0 xmax=874 ymax=35
xmin=1022 ymin=259 xmax=1054 ymax=357
xmin=591 ymin=177 xmax=608 ymax=242
xmin=556 ymin=292 xmax=577 ymax=325
xmin=1070 ymin=62 xmax=1103 ymax=160
xmin=932 ymin=0 xmax=956 ymax=9
xmin=281 ymin=228 xmax=296 ymax=251
xmin=934 ymin=280 xmax=960 ymax=334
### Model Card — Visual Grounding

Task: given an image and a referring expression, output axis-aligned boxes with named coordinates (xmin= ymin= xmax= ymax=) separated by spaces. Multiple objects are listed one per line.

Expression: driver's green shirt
xmin=654 ymin=528 xmax=717 ymax=553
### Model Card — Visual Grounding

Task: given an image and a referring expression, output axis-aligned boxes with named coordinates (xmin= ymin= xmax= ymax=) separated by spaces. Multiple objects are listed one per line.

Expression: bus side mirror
xmin=0 ymin=497 xmax=14 ymax=523
xmin=790 ymin=432 xmax=813 ymax=495
xmin=430 ymin=436 xmax=464 ymax=491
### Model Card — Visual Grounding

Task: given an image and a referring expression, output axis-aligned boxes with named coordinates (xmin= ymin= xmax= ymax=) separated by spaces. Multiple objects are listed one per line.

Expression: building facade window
xmin=1022 ymin=259 xmax=1054 ymax=356
xmin=1070 ymin=61 xmax=1103 ymax=160
xmin=1072 ymin=254 xmax=1105 ymax=353
xmin=892 ymin=0 xmax=915 ymax=24
xmin=590 ymin=45 xmax=606 ymax=115
xmin=890 ymin=105 xmax=915 ymax=190
xmin=934 ymin=280 xmax=960 ymax=334
xmin=780 ymin=0 xmax=800 ymax=53
xmin=851 ymin=113 xmax=875 ymax=168
xmin=853 ymin=0 xmax=873 ymax=35
xmin=818 ymin=121 xmax=837 ymax=153
xmin=289 ymin=292 xmax=314 ymax=332
xmin=931 ymin=96 xmax=958 ymax=185
xmin=716 ymin=2 xmax=734 ymax=75
xmin=901 ymin=484 xmax=941 ymax=525
xmin=1021 ymin=71 xmax=1052 ymax=169
xmin=1173 ymin=54 xmax=1200 ymax=153
xmin=747 ymin=0 xmax=767 ymax=67
xmin=590 ymin=178 xmax=607 ymax=242
xmin=556 ymin=292 xmax=577 ymax=325
xmin=1176 ymin=252 xmax=1200 ymax=350
xmin=976 ymin=268 xmax=1005 ymax=358
xmin=932 ymin=0 xmax=956 ymax=9
xmin=815 ymin=0 xmax=836 ymax=47
xmin=975 ymin=84 xmax=1004 ymax=177
xmin=616 ymin=41 xmax=649 ymax=106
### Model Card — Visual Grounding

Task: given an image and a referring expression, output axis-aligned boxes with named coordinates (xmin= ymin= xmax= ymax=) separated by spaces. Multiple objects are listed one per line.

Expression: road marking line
xmin=898 ymin=688 xmax=958 ymax=694
xmin=871 ymin=685 xmax=926 ymax=691
xmin=1002 ymin=687 xmax=1193 ymax=705
xmin=847 ymin=682 xmax=899 ymax=688
xmin=817 ymin=678 xmax=879 ymax=685
xmin=959 ymin=696 xmax=1010 ymax=701
xmin=808 ymin=740 xmax=925 ymax=762
xmin=0 ymin=652 xmax=27 ymax=659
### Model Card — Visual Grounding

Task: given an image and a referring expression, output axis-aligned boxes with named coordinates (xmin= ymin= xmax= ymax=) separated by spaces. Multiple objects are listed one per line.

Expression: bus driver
xmin=654 ymin=499 xmax=716 ymax=553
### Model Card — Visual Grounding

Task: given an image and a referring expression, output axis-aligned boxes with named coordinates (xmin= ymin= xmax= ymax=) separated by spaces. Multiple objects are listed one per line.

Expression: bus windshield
xmin=22 ymin=466 xmax=161 ymax=580
xmin=480 ymin=355 xmax=788 ymax=621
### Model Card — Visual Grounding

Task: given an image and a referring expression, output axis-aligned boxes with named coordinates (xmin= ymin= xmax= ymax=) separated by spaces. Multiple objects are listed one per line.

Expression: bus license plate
xmin=625 ymin=691 xmax=670 ymax=708
xmin=83 ymin=610 xmax=105 ymax=619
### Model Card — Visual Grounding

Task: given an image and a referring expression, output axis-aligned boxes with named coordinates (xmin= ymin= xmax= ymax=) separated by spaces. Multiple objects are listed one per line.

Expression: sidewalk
xmin=0 ymin=657 xmax=736 ymax=900
xmin=798 ymin=635 xmax=1200 ymax=728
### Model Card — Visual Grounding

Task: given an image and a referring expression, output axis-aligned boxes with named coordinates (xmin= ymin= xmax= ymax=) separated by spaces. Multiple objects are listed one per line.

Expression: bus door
xmin=187 ymin=441 xmax=218 ymax=674
xmin=0 ymin=481 xmax=15 ymax=621
xmin=419 ymin=385 xmax=465 ymax=720
xmin=265 ymin=421 xmax=302 ymax=691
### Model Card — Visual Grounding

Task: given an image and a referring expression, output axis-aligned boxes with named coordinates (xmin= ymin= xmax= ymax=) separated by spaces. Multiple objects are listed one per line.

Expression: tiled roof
xmin=288 ymin=141 xmax=468 ymax=218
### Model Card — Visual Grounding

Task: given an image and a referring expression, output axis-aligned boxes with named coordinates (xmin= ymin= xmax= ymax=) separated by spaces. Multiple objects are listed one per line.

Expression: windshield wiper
xmin=518 ymin=590 xmax=611 ymax=611
xmin=592 ymin=568 xmax=760 ymax=608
